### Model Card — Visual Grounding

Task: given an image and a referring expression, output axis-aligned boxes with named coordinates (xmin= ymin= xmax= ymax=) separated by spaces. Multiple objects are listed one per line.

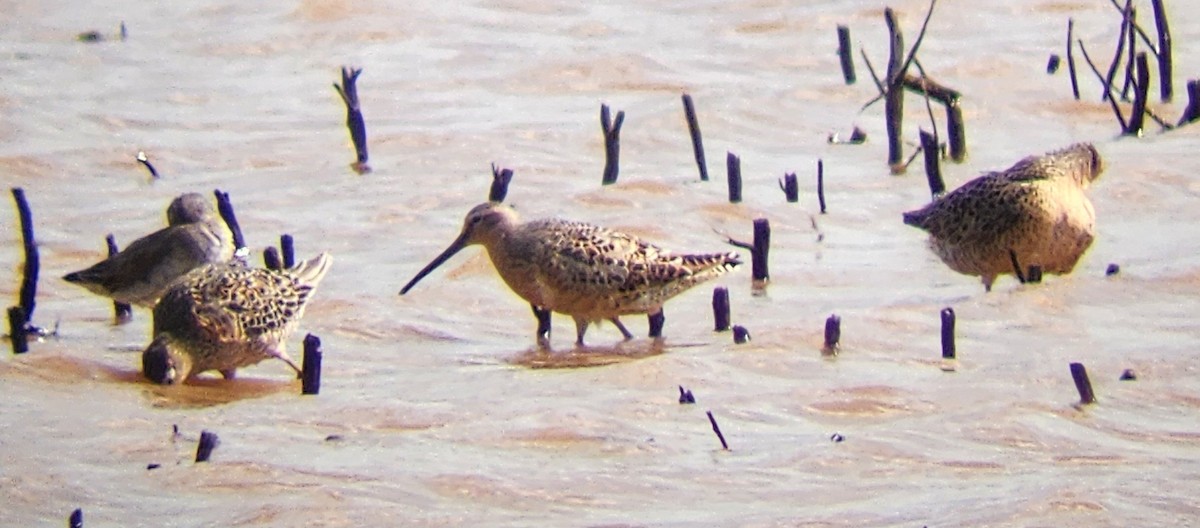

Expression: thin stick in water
xmin=333 ymin=66 xmax=371 ymax=174
xmin=823 ymin=314 xmax=841 ymax=354
xmin=195 ymin=430 xmax=219 ymax=463
xmin=280 ymin=234 xmax=295 ymax=269
xmin=940 ymin=307 xmax=956 ymax=360
xmin=837 ymin=25 xmax=856 ymax=84
xmin=136 ymin=151 xmax=159 ymax=179
xmin=213 ymin=189 xmax=247 ymax=256
xmin=919 ymin=129 xmax=944 ymax=198
xmin=600 ymin=104 xmax=624 ymax=185
xmin=681 ymin=94 xmax=708 ymax=181
xmin=817 ymin=159 xmax=827 ymax=214
xmin=11 ymin=188 xmax=38 ymax=323
xmin=726 ymin=152 xmax=742 ymax=203
xmin=1067 ymin=19 xmax=1081 ymax=100
xmin=706 ymin=411 xmax=729 ymax=450
xmin=1125 ymin=52 xmax=1151 ymax=136
xmin=1150 ymin=0 xmax=1172 ymax=101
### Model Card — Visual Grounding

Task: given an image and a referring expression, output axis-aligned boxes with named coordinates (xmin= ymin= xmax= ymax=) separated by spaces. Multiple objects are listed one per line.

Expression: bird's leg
xmin=573 ymin=316 xmax=590 ymax=347
xmin=982 ymin=274 xmax=996 ymax=292
xmin=609 ymin=317 xmax=634 ymax=341
xmin=271 ymin=348 xmax=303 ymax=379
xmin=531 ymin=304 xmax=552 ymax=348
xmin=648 ymin=309 xmax=665 ymax=339
xmin=219 ymin=368 xmax=237 ymax=380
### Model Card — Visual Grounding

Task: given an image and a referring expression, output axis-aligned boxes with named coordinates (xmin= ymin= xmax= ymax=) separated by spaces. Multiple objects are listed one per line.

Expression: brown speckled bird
xmin=903 ymin=143 xmax=1104 ymax=291
xmin=400 ymin=203 xmax=740 ymax=346
xmin=141 ymin=252 xmax=332 ymax=384
xmin=63 ymin=193 xmax=235 ymax=307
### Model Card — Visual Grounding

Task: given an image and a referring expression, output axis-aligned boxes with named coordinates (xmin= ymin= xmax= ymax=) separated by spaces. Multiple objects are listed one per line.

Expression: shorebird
xmin=141 ymin=252 xmax=332 ymax=384
xmin=63 ymin=192 xmax=235 ymax=307
xmin=399 ymin=202 xmax=741 ymax=346
xmin=902 ymin=143 xmax=1104 ymax=291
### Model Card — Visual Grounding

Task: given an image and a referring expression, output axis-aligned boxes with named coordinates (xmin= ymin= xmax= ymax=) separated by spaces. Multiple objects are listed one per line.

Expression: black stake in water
xmin=1070 ymin=362 xmax=1097 ymax=405
xmin=333 ymin=66 xmax=370 ymax=174
xmin=1125 ymin=52 xmax=1151 ymax=136
xmin=12 ymin=188 xmax=38 ymax=323
xmin=837 ymin=25 xmax=856 ymax=84
xmin=1027 ymin=265 xmax=1044 ymax=284
xmin=884 ymin=8 xmax=905 ymax=170
xmin=195 ymin=430 xmax=219 ymax=463
xmin=213 ymin=189 xmax=246 ymax=255
xmin=1047 ymin=54 xmax=1061 ymax=74
xmin=1106 ymin=263 xmax=1121 ymax=276
xmin=1178 ymin=80 xmax=1200 ymax=126
xmin=732 ymin=325 xmax=750 ymax=344
xmin=1067 ymin=19 xmax=1081 ymax=100
xmin=706 ymin=411 xmax=729 ymax=450
xmin=263 ymin=247 xmax=282 ymax=271
xmin=136 ymin=151 xmax=159 ymax=179
xmin=726 ymin=152 xmax=742 ymax=203
xmin=1103 ymin=0 xmax=1131 ymax=103
xmin=681 ymin=94 xmax=708 ymax=181
xmin=678 ymin=386 xmax=695 ymax=404
xmin=105 ymin=235 xmax=132 ymax=324
xmin=712 ymin=287 xmax=730 ymax=332
xmin=280 ymin=234 xmax=295 ymax=269
xmin=648 ymin=310 xmax=665 ymax=339
xmin=919 ymin=129 xmax=944 ymax=198
xmin=69 ymin=508 xmax=82 ymax=528
xmin=302 ymin=333 xmax=323 ymax=395
xmin=1150 ymin=0 xmax=1172 ymax=101
xmin=940 ymin=307 xmax=956 ymax=360
xmin=823 ymin=314 xmax=841 ymax=354
xmin=726 ymin=219 xmax=770 ymax=283
xmin=8 ymin=306 xmax=28 ymax=354
xmin=600 ymin=103 xmax=624 ymax=185
xmin=817 ymin=159 xmax=827 ymax=214
xmin=489 ymin=163 xmax=514 ymax=203
xmin=778 ymin=172 xmax=798 ymax=202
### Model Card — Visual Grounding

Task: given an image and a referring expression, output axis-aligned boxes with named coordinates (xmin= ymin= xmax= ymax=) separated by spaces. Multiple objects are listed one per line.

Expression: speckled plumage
xmin=141 ymin=252 xmax=332 ymax=384
xmin=903 ymin=143 xmax=1104 ymax=290
xmin=63 ymin=193 xmax=235 ymax=307
xmin=400 ymin=203 xmax=741 ymax=345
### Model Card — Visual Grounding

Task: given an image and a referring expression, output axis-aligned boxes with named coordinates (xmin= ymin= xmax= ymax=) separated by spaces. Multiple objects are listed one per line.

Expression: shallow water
xmin=3 ymin=0 xmax=1200 ymax=525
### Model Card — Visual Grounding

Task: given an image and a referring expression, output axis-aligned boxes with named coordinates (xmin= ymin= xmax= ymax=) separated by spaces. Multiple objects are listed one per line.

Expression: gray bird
xmin=63 ymin=193 xmax=235 ymax=307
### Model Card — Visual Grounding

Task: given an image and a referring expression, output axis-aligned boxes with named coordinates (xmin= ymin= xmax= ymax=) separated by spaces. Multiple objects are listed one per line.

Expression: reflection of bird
xmin=400 ymin=203 xmax=740 ymax=346
xmin=141 ymin=253 xmax=332 ymax=385
xmin=903 ymin=143 xmax=1104 ymax=291
xmin=63 ymin=193 xmax=234 ymax=307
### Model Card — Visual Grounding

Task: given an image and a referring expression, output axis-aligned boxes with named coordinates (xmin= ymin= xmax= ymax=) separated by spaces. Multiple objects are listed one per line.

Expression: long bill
xmin=399 ymin=231 xmax=470 ymax=295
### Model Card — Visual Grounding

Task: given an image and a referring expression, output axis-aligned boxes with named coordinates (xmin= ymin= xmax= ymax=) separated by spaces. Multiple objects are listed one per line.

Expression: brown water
xmin=3 ymin=0 xmax=1200 ymax=525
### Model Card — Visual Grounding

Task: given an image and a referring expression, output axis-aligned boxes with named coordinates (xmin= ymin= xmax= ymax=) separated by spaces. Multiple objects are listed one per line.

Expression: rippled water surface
xmin=3 ymin=0 xmax=1200 ymax=525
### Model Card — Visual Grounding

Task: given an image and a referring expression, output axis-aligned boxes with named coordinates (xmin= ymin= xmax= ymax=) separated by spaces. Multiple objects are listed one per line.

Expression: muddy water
xmin=2 ymin=0 xmax=1200 ymax=525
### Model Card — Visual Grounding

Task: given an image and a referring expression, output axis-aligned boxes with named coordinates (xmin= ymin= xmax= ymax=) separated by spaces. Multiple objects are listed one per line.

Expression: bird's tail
xmin=289 ymin=252 xmax=333 ymax=286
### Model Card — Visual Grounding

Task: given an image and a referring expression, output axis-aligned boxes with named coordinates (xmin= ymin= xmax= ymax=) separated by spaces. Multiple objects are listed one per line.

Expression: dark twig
xmin=817 ymin=159 xmax=827 ymax=214
xmin=1126 ymin=52 xmax=1151 ymax=136
xmin=860 ymin=48 xmax=885 ymax=96
xmin=302 ymin=333 xmax=322 ymax=395
xmin=12 ymin=188 xmax=38 ymax=323
xmin=489 ymin=163 xmax=514 ymax=203
xmin=333 ymin=66 xmax=370 ymax=174
xmin=195 ymin=430 xmax=219 ymax=462
xmin=1178 ymin=80 xmax=1200 ymax=126
xmin=678 ymin=386 xmax=695 ymax=404
xmin=1150 ymin=0 xmax=1172 ymax=101
xmin=213 ymin=190 xmax=247 ymax=257
xmin=1103 ymin=0 xmax=1131 ymax=102
xmin=884 ymin=8 xmax=905 ymax=169
xmin=1070 ymin=362 xmax=1097 ymax=405
xmin=900 ymin=73 xmax=965 ymax=162
xmin=280 ymin=234 xmax=295 ymax=269
xmin=1121 ymin=7 xmax=1138 ymax=101
xmin=940 ymin=307 xmax=955 ymax=360
xmin=105 ymin=235 xmax=132 ymax=324
xmin=919 ymin=129 xmax=944 ymax=198
xmin=1105 ymin=0 xmax=1159 ymax=55
xmin=1067 ymin=19 xmax=1081 ymax=100
xmin=136 ymin=151 xmax=159 ymax=179
xmin=837 ymin=25 xmax=856 ymax=84
xmin=8 ymin=306 xmax=28 ymax=354
xmin=822 ymin=314 xmax=841 ymax=355
xmin=706 ymin=411 xmax=729 ymax=450
xmin=600 ymin=104 xmax=625 ymax=185
xmin=726 ymin=152 xmax=742 ymax=203
xmin=712 ymin=287 xmax=731 ymax=332
xmin=778 ymin=172 xmax=799 ymax=202
xmin=681 ymin=94 xmax=709 ymax=181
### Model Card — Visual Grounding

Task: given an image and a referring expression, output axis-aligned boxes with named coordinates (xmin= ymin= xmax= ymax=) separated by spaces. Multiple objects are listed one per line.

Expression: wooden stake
xmin=8 ymin=306 xmax=28 ymax=354
xmin=732 ymin=325 xmax=750 ymax=344
xmin=69 ymin=508 xmax=82 ymax=528
xmin=1067 ymin=19 xmax=1081 ymax=100
xmin=1070 ymin=362 xmax=1097 ymax=405
xmin=681 ymin=94 xmax=709 ymax=181
xmin=919 ymin=129 xmax=944 ymax=198
xmin=263 ymin=247 xmax=282 ymax=271
xmin=726 ymin=152 xmax=742 ymax=203
xmin=302 ymin=333 xmax=322 ymax=395
xmin=712 ymin=287 xmax=730 ymax=332
xmin=600 ymin=104 xmax=624 ymax=185
xmin=195 ymin=430 xmax=219 ymax=462
xmin=678 ymin=386 xmax=695 ymax=404
xmin=884 ymin=8 xmax=905 ymax=169
xmin=823 ymin=314 xmax=841 ymax=354
xmin=11 ymin=188 xmax=38 ymax=323
xmin=778 ymin=172 xmax=799 ymax=202
xmin=1177 ymin=79 xmax=1200 ymax=126
xmin=1126 ymin=52 xmax=1151 ymax=136
xmin=706 ymin=411 xmax=729 ymax=450
xmin=489 ymin=163 xmax=513 ymax=203
xmin=213 ymin=190 xmax=246 ymax=256
xmin=940 ymin=307 xmax=956 ymax=360
xmin=333 ymin=66 xmax=371 ymax=174
xmin=280 ymin=234 xmax=295 ymax=269
xmin=837 ymin=25 xmax=856 ymax=84
xmin=1150 ymin=0 xmax=1172 ymax=101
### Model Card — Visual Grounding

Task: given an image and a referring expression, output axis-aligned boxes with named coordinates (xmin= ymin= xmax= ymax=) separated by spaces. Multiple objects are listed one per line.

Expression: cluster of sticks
xmin=1060 ymin=0 xmax=1198 ymax=133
